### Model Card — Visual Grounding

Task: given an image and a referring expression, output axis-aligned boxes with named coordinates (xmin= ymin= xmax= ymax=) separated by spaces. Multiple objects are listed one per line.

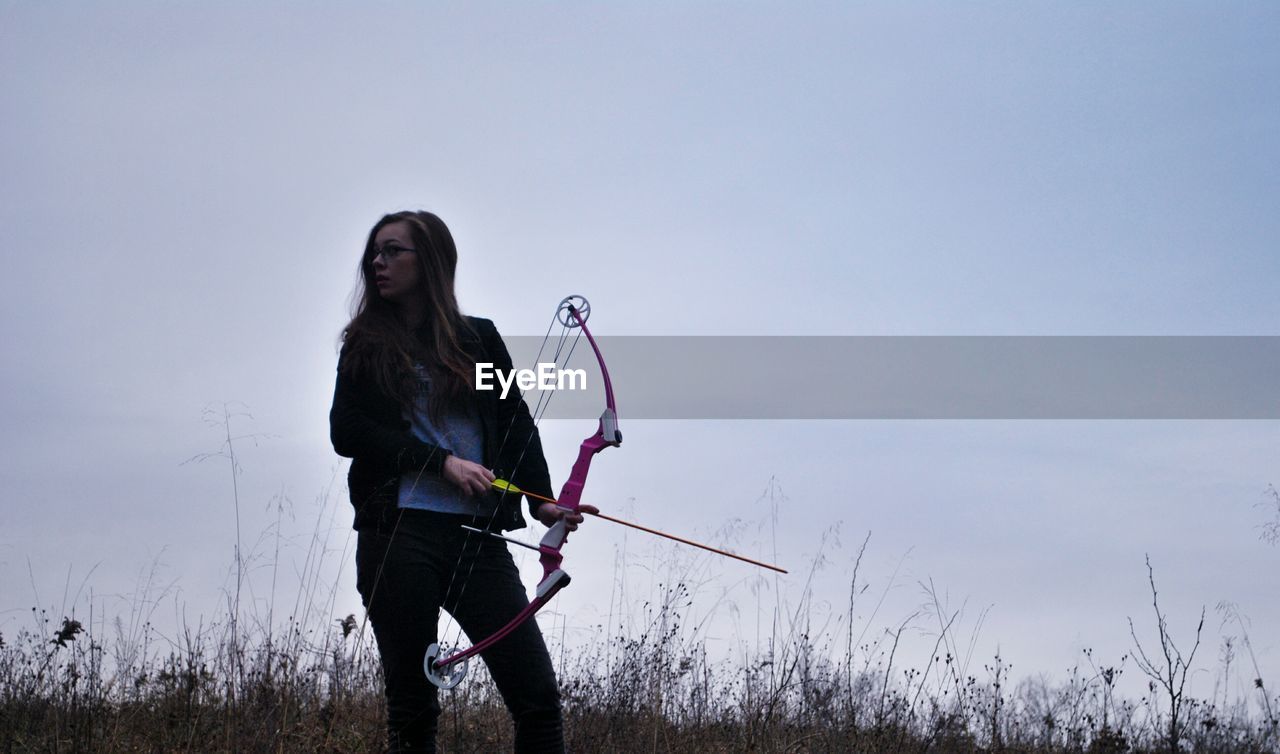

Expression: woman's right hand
xmin=442 ymin=455 xmax=496 ymax=497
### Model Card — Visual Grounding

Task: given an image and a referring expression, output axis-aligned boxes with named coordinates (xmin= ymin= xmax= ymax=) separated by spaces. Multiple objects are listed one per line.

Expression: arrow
xmin=492 ymin=478 xmax=788 ymax=574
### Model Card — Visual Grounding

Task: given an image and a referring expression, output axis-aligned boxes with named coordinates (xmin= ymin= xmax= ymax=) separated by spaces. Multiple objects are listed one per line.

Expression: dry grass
xmin=4 ymin=448 xmax=1276 ymax=752
xmin=4 ymin=557 xmax=1277 ymax=753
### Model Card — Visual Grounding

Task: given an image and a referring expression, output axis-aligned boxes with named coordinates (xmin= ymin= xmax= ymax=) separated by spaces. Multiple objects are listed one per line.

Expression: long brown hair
xmin=339 ymin=211 xmax=476 ymax=418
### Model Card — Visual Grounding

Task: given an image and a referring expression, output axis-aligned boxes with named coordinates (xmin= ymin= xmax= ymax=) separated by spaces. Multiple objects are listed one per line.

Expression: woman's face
xmin=371 ymin=222 xmax=422 ymax=305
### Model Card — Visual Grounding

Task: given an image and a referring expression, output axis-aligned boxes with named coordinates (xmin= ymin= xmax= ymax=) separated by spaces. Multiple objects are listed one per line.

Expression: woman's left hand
xmin=536 ymin=502 xmax=599 ymax=531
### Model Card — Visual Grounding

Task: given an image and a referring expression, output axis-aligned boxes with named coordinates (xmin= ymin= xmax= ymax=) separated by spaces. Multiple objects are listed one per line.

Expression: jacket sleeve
xmin=477 ymin=320 xmax=555 ymax=515
xmin=329 ymin=349 xmax=451 ymax=476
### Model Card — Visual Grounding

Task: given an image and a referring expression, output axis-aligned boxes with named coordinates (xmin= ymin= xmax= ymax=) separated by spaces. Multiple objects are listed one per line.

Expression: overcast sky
xmin=3 ymin=3 xmax=1278 ymax=704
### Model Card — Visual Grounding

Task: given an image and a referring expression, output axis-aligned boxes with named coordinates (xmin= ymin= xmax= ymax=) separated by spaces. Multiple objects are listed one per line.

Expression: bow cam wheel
xmin=556 ymin=295 xmax=591 ymax=328
xmin=424 ymin=643 xmax=468 ymax=690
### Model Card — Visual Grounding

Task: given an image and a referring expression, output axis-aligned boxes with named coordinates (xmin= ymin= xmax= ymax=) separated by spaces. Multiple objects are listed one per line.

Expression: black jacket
xmin=329 ymin=316 xmax=554 ymax=532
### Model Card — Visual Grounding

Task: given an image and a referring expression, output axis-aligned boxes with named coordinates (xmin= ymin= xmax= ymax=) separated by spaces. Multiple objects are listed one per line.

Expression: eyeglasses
xmin=371 ymin=245 xmax=414 ymax=264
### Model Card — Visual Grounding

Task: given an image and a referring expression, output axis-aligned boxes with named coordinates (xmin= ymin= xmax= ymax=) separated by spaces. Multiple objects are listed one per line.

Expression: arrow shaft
xmin=493 ymin=479 xmax=787 ymax=574
xmin=584 ymin=509 xmax=788 ymax=574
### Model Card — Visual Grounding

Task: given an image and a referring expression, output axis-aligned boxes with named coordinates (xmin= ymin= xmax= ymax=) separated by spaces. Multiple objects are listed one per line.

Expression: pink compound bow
xmin=424 ymin=295 xmax=621 ymax=689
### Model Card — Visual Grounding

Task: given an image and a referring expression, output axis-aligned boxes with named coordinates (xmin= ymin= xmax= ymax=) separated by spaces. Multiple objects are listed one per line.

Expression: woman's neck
xmin=398 ymin=298 xmax=428 ymax=330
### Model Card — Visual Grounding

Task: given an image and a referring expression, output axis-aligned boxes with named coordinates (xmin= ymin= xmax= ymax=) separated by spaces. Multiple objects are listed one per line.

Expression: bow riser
xmin=555 ymin=425 xmax=620 ymax=512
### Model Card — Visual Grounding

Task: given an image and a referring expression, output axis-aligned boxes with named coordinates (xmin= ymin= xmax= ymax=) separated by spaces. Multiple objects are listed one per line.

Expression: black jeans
xmin=356 ymin=510 xmax=564 ymax=753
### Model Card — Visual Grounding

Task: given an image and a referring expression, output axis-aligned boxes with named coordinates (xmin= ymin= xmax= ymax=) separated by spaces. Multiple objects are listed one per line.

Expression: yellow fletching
xmin=491 ymin=478 xmax=522 ymax=495
xmin=491 ymin=478 xmax=559 ymax=505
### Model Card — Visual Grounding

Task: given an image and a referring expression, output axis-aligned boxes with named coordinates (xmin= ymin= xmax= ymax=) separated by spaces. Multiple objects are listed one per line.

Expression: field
xmin=6 ymin=443 xmax=1277 ymax=753
xmin=3 ymin=547 xmax=1276 ymax=753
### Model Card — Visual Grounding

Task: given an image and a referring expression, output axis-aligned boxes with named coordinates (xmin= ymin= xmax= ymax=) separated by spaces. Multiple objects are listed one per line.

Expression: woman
xmin=329 ymin=210 xmax=587 ymax=753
